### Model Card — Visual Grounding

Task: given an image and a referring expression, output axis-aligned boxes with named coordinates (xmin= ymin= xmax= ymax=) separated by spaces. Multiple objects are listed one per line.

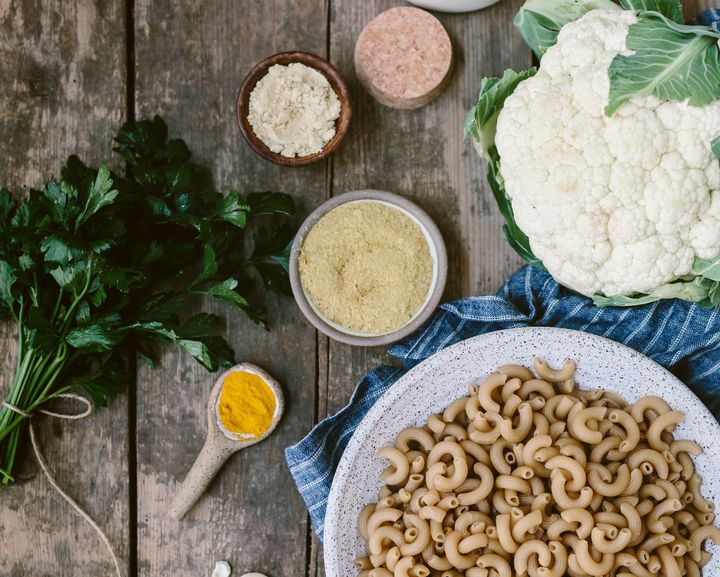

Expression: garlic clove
xmin=212 ymin=561 xmax=232 ymax=577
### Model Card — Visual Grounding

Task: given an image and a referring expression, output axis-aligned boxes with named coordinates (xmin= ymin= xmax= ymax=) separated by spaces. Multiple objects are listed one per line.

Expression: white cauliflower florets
xmin=495 ymin=9 xmax=720 ymax=297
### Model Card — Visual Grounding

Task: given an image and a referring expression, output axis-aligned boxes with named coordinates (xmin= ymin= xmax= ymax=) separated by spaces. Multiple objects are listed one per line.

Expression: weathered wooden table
xmin=0 ymin=0 xmax=711 ymax=575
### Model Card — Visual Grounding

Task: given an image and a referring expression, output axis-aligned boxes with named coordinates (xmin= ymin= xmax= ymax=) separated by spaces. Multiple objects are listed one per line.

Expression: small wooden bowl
xmin=236 ymin=51 xmax=352 ymax=167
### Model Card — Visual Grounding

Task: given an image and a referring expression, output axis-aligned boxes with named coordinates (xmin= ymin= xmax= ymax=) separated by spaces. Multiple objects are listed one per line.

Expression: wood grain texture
xmin=321 ymin=0 xmax=529 ymax=443
xmin=694 ymin=0 xmax=718 ymax=12
xmin=1 ymin=0 xmax=717 ymax=575
xmin=313 ymin=1 xmax=530 ymax=574
xmin=681 ymin=0 xmax=699 ymax=19
xmin=132 ymin=1 xmax=327 ymax=575
xmin=0 ymin=1 xmax=129 ymax=576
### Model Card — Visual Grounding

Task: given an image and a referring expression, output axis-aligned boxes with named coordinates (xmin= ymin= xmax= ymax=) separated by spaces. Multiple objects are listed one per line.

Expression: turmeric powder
xmin=217 ymin=371 xmax=276 ymax=439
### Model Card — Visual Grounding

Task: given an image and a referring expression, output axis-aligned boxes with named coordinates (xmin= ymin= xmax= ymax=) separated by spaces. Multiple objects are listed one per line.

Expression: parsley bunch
xmin=0 ymin=116 xmax=295 ymax=483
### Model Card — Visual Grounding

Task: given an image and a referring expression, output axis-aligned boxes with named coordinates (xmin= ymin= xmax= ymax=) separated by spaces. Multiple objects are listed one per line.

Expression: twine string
xmin=2 ymin=394 xmax=122 ymax=577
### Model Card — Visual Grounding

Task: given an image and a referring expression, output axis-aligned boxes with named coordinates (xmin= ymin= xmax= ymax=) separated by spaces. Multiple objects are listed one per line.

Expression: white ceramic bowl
xmin=324 ymin=327 xmax=720 ymax=576
xmin=406 ymin=0 xmax=502 ymax=13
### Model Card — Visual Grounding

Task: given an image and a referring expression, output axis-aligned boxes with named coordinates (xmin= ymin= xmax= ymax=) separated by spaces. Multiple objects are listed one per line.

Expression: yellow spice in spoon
xmin=217 ymin=371 xmax=276 ymax=439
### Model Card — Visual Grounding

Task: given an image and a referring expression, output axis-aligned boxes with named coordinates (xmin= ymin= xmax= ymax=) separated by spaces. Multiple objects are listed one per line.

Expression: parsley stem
xmin=0 ymin=336 xmax=34 ymax=481
xmin=1 ymin=430 xmax=19 ymax=484
xmin=50 ymin=288 xmax=64 ymax=324
xmin=0 ymin=293 xmax=72 ymax=479
xmin=0 ymin=340 xmax=33 ymax=427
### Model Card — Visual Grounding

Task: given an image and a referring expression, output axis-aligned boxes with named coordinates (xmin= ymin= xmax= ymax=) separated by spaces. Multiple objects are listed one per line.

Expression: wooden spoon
xmin=168 ymin=363 xmax=284 ymax=520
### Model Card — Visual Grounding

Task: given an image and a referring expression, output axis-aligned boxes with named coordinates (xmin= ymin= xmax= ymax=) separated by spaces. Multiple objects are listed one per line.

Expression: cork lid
xmin=354 ymin=7 xmax=453 ymax=110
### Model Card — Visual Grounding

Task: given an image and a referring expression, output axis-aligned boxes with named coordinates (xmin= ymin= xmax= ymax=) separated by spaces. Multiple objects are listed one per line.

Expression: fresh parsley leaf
xmin=246 ymin=225 xmax=294 ymax=294
xmin=43 ymin=180 xmax=81 ymax=230
xmin=24 ymin=309 xmax=59 ymax=356
xmin=113 ymin=115 xmax=169 ymax=165
xmin=48 ymin=260 xmax=88 ymax=290
xmin=0 ymin=261 xmax=16 ymax=307
xmin=62 ymin=155 xmax=106 ymax=195
xmin=178 ymin=336 xmax=234 ymax=371
xmin=18 ymin=255 xmax=33 ymax=271
xmin=216 ymin=190 xmax=250 ymax=228
xmin=205 ymin=278 xmax=249 ymax=307
xmin=40 ymin=234 xmax=85 ymax=267
xmin=193 ymin=245 xmax=219 ymax=286
xmin=138 ymin=293 xmax=192 ymax=325
xmin=71 ymin=353 xmax=130 ymax=407
xmin=75 ymin=301 xmax=91 ymax=325
xmin=75 ymin=164 xmax=118 ymax=230
xmin=246 ymin=192 xmax=295 ymax=216
xmin=0 ymin=115 xmax=296 ymax=483
xmin=177 ymin=313 xmax=222 ymax=337
xmin=65 ymin=313 xmax=122 ymax=352
xmin=0 ymin=189 xmax=15 ymax=225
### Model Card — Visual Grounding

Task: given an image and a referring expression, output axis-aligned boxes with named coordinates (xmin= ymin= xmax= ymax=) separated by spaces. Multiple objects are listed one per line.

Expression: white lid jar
xmin=406 ymin=0 xmax=502 ymax=12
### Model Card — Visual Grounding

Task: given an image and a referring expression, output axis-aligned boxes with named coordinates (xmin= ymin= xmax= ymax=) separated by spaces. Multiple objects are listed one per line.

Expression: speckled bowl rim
xmin=289 ymin=190 xmax=448 ymax=347
xmin=324 ymin=327 xmax=720 ymax=576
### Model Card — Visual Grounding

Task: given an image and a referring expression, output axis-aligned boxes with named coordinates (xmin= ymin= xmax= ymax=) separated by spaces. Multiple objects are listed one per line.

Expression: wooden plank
xmin=0 ymin=1 xmax=129 ymax=575
xmin=694 ymin=0 xmax=717 ymax=12
xmin=322 ymin=0 xmax=529 ymax=440
xmin=132 ymin=1 xmax=327 ymax=575
xmin=315 ymin=0 xmax=718 ymax=420
xmin=313 ymin=0 xmax=717 ymax=574
xmin=313 ymin=2 xmax=530 ymax=574
xmin=683 ymin=0 xmax=699 ymax=19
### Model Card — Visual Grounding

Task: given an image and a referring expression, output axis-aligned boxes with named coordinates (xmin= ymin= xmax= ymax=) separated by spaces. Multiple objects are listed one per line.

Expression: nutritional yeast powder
xmin=299 ymin=202 xmax=434 ymax=334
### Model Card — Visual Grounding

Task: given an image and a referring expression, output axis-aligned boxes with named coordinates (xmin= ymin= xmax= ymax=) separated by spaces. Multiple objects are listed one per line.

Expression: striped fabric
xmin=285 ymin=266 xmax=720 ymax=539
xmin=699 ymin=8 xmax=720 ymax=31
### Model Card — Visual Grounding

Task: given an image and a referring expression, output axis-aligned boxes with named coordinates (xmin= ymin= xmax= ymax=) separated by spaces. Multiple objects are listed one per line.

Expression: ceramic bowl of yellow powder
xmin=290 ymin=190 xmax=447 ymax=346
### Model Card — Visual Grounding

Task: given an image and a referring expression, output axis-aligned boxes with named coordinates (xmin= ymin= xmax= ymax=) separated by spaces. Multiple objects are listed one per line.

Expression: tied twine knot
xmin=2 ymin=395 xmax=122 ymax=577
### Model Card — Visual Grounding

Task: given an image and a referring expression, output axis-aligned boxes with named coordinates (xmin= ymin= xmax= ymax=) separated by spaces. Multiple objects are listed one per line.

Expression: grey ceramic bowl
xmin=289 ymin=190 xmax=448 ymax=347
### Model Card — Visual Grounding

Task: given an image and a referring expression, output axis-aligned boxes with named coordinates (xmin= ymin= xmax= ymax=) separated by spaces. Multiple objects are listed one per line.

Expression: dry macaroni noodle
xmin=630 ymin=396 xmax=671 ymax=423
xmin=498 ymin=364 xmax=534 ymax=381
xmin=357 ymin=359 xmax=718 ymax=577
xmin=501 ymin=378 xmax=522 ymax=403
xmin=533 ymin=358 xmax=576 ymax=382
xmin=647 ymin=411 xmax=684 ymax=452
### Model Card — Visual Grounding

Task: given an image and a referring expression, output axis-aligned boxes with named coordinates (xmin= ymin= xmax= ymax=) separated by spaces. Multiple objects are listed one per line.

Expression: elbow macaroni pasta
xmin=362 ymin=359 xmax=718 ymax=577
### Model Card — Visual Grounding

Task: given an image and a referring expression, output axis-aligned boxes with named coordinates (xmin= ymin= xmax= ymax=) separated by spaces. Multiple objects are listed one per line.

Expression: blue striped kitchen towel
xmin=698 ymin=8 xmax=720 ymax=31
xmin=285 ymin=265 xmax=720 ymax=539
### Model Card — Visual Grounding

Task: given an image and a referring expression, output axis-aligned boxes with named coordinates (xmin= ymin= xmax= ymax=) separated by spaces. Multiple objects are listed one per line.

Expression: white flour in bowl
xmin=247 ymin=62 xmax=340 ymax=158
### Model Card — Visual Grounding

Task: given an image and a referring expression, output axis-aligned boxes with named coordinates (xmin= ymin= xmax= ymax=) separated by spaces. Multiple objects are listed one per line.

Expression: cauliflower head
xmin=494 ymin=9 xmax=720 ymax=298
